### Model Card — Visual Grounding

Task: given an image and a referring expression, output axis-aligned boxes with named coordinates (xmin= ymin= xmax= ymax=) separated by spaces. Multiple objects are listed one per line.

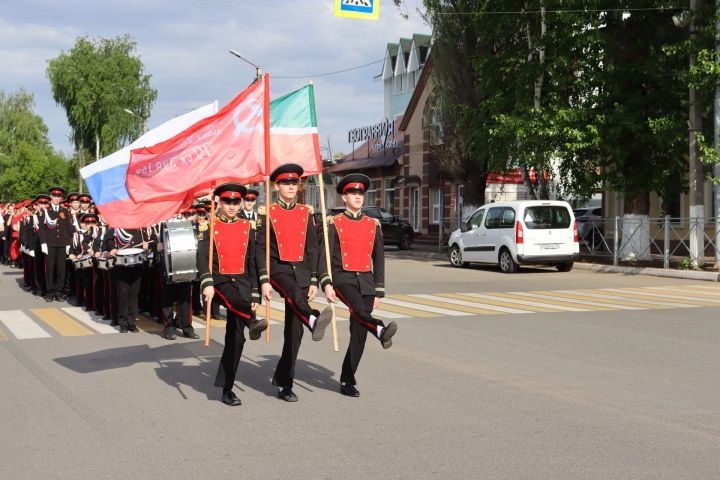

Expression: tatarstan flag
xmin=269 ymin=84 xmax=322 ymax=176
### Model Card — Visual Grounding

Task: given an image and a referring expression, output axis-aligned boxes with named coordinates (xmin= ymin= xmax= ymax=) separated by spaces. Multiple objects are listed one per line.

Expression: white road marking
xmin=412 ymin=294 xmax=531 ymax=314
xmin=603 ymin=288 xmax=720 ymax=304
xmin=460 ymin=292 xmax=587 ymax=312
xmin=0 ymin=310 xmax=51 ymax=339
xmin=61 ymin=307 xmax=118 ymax=334
xmin=553 ymin=290 xmax=698 ymax=309
xmin=509 ymin=291 xmax=644 ymax=310
xmin=380 ymin=298 xmax=468 ymax=316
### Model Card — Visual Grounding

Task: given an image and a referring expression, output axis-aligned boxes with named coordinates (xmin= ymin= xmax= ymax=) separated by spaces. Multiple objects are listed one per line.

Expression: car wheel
xmin=398 ymin=232 xmax=412 ymax=250
xmin=449 ymin=245 xmax=468 ymax=268
xmin=557 ymin=261 xmax=574 ymax=272
xmin=498 ymin=248 xmax=519 ymax=273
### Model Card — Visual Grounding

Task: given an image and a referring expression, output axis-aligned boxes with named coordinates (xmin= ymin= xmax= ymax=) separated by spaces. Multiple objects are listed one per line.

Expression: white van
xmin=447 ymin=200 xmax=579 ymax=273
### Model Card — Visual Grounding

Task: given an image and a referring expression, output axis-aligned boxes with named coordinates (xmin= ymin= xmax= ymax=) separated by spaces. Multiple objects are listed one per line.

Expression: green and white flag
xmin=269 ymin=84 xmax=322 ymax=176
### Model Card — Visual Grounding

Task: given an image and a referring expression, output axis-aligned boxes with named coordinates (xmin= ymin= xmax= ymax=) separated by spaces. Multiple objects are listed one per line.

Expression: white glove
xmin=41 ymin=243 xmax=48 ymax=255
xmin=66 ymin=245 xmax=70 ymax=255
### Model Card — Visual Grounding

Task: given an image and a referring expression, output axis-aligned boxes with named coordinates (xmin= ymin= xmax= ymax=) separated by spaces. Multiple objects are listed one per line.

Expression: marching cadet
xmin=101 ymin=221 xmax=119 ymax=323
xmin=257 ymin=163 xmax=332 ymax=403
xmin=108 ymin=226 xmax=147 ymax=333
xmin=198 ymin=183 xmax=267 ymax=406
xmin=319 ymin=174 xmax=397 ymax=398
xmin=78 ymin=194 xmax=92 ymax=216
xmin=39 ymin=186 xmax=73 ymax=302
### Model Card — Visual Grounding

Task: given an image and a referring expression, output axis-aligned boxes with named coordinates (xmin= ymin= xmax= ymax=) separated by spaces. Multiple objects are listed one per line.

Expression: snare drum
xmin=115 ymin=247 xmax=146 ymax=267
xmin=73 ymin=255 xmax=94 ymax=270
xmin=96 ymin=257 xmax=115 ymax=271
xmin=162 ymin=220 xmax=198 ymax=283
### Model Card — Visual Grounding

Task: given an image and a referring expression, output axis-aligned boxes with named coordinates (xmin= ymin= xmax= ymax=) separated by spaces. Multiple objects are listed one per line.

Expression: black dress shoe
xmin=110 ymin=320 xmax=118 ymax=326
xmin=248 ymin=318 xmax=268 ymax=341
xmin=380 ymin=321 xmax=397 ymax=349
xmin=44 ymin=295 xmax=54 ymax=303
xmin=311 ymin=307 xmax=332 ymax=341
xmin=340 ymin=383 xmax=360 ymax=397
xmin=182 ymin=328 xmax=199 ymax=339
xmin=119 ymin=326 xmax=129 ymax=333
xmin=128 ymin=325 xmax=139 ymax=333
xmin=163 ymin=327 xmax=176 ymax=340
xmin=221 ymin=390 xmax=242 ymax=406
xmin=278 ymin=387 xmax=298 ymax=402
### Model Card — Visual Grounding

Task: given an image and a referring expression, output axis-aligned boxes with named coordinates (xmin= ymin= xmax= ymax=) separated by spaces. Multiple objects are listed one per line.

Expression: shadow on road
xmin=53 ymin=341 xmax=338 ymax=400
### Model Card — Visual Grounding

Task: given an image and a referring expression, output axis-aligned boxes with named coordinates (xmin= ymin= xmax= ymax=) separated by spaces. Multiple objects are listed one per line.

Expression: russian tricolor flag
xmin=81 ymin=102 xmax=218 ymax=228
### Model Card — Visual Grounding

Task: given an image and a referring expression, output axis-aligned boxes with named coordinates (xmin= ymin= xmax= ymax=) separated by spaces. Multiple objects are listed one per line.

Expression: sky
xmin=0 ymin=0 xmax=429 ymax=158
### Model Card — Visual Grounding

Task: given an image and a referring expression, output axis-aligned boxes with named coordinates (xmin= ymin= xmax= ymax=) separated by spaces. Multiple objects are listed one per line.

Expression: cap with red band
xmin=270 ymin=163 xmax=304 ymax=183
xmin=214 ymin=182 xmax=247 ymax=200
xmin=343 ymin=182 xmax=365 ymax=192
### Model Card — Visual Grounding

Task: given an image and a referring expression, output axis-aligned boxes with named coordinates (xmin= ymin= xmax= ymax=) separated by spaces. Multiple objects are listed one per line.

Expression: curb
xmin=387 ymin=250 xmax=720 ymax=282
xmin=573 ymin=262 xmax=719 ymax=282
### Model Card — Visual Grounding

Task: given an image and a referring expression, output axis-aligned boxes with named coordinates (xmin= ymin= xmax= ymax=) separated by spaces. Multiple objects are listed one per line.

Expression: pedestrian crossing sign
xmin=334 ymin=0 xmax=380 ymax=20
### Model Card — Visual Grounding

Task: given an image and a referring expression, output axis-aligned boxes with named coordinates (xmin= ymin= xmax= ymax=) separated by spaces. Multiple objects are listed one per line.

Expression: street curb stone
xmin=573 ymin=262 xmax=720 ymax=282
xmin=387 ymin=250 xmax=720 ymax=282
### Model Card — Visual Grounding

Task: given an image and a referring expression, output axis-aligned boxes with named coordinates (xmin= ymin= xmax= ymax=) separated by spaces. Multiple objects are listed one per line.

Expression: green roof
xmin=412 ymin=33 xmax=432 ymax=48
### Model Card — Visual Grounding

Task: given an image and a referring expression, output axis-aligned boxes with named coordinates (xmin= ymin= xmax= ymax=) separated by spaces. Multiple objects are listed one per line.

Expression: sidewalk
xmin=387 ymin=245 xmax=720 ymax=282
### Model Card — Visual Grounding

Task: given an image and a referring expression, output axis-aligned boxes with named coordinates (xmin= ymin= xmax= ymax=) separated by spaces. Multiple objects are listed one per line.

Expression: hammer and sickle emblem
xmin=233 ymin=103 xmax=263 ymax=137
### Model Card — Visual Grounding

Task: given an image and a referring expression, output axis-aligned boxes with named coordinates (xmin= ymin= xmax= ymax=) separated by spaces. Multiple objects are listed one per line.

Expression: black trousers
xmin=74 ymin=266 xmax=85 ymax=305
xmin=271 ymin=273 xmax=314 ymax=389
xmin=45 ymin=246 xmax=67 ymax=296
xmin=83 ymin=268 xmax=94 ymax=309
xmin=116 ymin=266 xmax=142 ymax=328
xmin=93 ymin=266 xmax=104 ymax=314
xmin=160 ymin=281 xmax=192 ymax=330
xmin=213 ymin=282 xmax=254 ymax=391
xmin=34 ymin=248 xmax=46 ymax=295
xmin=335 ymin=284 xmax=385 ymax=386
xmin=192 ymin=280 xmax=202 ymax=314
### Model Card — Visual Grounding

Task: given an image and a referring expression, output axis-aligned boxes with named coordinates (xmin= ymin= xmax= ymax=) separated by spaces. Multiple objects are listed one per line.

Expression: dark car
xmin=316 ymin=206 xmax=414 ymax=250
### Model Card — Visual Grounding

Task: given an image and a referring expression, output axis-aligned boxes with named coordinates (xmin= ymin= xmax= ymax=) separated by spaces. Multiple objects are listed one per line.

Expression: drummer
xmin=91 ymin=214 xmax=109 ymax=318
xmin=108 ymin=226 xmax=148 ymax=333
xmin=68 ymin=213 xmax=97 ymax=310
xmin=191 ymin=203 xmax=208 ymax=317
xmin=157 ymin=216 xmax=199 ymax=341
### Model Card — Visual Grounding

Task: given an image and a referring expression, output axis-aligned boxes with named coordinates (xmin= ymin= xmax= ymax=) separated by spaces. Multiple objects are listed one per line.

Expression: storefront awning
xmin=329 ymin=149 xmax=402 ymax=173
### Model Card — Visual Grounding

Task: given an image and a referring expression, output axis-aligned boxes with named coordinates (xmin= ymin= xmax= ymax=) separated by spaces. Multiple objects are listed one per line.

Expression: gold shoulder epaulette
xmin=250 ymin=220 xmax=257 ymax=230
xmin=305 ymin=204 xmax=314 ymax=214
xmin=258 ymin=205 xmax=266 ymax=215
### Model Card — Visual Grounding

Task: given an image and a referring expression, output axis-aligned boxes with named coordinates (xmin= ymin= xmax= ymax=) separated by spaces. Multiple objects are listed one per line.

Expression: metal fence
xmin=579 ymin=216 xmax=720 ymax=268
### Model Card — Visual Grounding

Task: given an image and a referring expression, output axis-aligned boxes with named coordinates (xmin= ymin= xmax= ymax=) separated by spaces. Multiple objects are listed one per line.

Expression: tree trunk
xmin=620 ymin=192 xmax=651 ymax=261
xmin=521 ymin=164 xmax=537 ymax=200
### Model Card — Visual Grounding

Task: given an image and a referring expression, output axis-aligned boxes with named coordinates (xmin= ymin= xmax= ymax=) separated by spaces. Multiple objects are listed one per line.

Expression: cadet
xmin=38 ymin=186 xmax=73 ymax=302
xmin=197 ymin=183 xmax=267 ymax=406
xmin=257 ymin=163 xmax=332 ymax=403
xmin=319 ymin=173 xmax=397 ymax=398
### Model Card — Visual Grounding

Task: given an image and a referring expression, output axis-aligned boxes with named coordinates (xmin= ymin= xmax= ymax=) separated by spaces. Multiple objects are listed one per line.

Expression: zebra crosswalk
xmin=0 ymin=284 xmax=717 ymax=341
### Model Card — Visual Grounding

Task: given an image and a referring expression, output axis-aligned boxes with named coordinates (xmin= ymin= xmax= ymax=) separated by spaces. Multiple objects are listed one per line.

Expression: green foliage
xmin=46 ymin=35 xmax=157 ymax=161
xmin=394 ymin=1 xmax=720 ymax=212
xmin=0 ymin=90 xmax=77 ymax=201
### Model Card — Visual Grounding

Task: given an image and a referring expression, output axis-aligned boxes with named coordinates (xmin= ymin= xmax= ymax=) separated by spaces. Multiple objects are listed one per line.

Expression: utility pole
xmin=689 ymin=0 xmax=705 ymax=267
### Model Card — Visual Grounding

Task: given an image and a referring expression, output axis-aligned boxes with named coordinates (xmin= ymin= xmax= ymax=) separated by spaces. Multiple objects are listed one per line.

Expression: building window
xmin=429 ymin=109 xmax=444 ymax=146
xmin=394 ymin=75 xmax=402 ymax=94
xmin=366 ymin=179 xmax=378 ymax=206
xmin=431 ymin=188 xmax=442 ymax=225
xmin=384 ymin=177 xmax=395 ymax=213
xmin=408 ymin=71 xmax=416 ymax=90
xmin=305 ymin=180 xmax=319 ymax=210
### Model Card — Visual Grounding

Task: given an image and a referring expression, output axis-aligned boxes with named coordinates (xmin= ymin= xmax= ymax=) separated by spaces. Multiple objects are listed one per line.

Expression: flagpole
xmin=317 ymin=172 xmax=338 ymax=352
xmin=264 ymin=176 xmax=271 ymax=342
xmin=262 ymin=72 xmax=272 ymax=343
xmin=205 ymin=184 xmax=216 ymax=347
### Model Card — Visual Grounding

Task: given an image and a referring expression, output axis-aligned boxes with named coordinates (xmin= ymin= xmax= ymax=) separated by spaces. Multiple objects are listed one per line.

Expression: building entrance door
xmin=410 ymin=187 xmax=420 ymax=231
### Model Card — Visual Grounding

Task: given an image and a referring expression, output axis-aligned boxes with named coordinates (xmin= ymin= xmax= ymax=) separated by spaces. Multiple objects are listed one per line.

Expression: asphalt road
xmin=0 ymin=258 xmax=718 ymax=480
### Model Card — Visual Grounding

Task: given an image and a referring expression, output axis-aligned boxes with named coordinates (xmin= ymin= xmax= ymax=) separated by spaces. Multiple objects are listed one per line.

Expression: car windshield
xmin=524 ymin=206 xmax=572 ymax=229
xmin=573 ymin=209 xmax=588 ymax=218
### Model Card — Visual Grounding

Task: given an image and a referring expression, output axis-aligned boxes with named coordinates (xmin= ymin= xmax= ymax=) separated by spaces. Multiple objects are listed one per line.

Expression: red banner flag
xmin=126 ymin=75 xmax=268 ymax=203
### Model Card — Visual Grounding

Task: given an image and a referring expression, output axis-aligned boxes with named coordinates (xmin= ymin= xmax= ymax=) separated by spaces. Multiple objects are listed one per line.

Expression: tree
xmin=0 ymin=89 xmax=76 ymax=201
xmin=47 ymin=35 xmax=157 ymax=190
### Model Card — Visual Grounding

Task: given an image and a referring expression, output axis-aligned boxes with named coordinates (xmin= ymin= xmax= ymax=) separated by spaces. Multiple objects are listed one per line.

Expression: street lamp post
xmin=229 ymin=49 xmax=263 ymax=81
